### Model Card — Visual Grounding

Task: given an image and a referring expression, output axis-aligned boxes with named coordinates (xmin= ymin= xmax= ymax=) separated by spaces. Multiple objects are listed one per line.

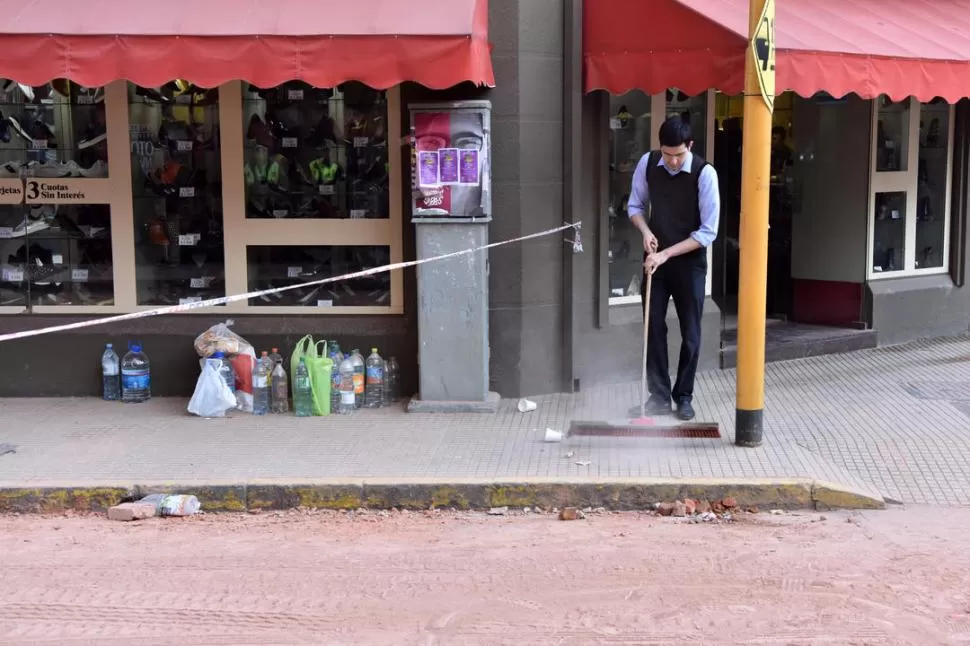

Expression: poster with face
xmin=412 ymin=108 xmax=488 ymax=218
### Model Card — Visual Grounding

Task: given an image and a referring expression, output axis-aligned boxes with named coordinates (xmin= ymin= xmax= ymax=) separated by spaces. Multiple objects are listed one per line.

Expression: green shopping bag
xmin=307 ymin=340 xmax=334 ymax=416
xmin=290 ymin=334 xmax=314 ymax=388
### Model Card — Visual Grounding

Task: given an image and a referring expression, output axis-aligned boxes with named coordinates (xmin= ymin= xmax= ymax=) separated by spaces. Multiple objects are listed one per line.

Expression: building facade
xmin=1 ymin=0 xmax=969 ymax=399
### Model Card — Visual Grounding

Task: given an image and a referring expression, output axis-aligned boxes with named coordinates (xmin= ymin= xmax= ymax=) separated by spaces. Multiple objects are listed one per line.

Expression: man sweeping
xmin=627 ymin=115 xmax=720 ymax=421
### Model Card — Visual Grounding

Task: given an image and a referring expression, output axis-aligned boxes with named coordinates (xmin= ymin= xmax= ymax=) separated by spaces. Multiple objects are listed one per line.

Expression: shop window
xmin=0 ymin=79 xmax=108 ymax=179
xmin=241 ymin=82 xmax=388 ymax=220
xmin=0 ymin=203 xmax=114 ymax=307
xmin=607 ymin=91 xmax=653 ymax=304
xmin=246 ymin=245 xmax=390 ymax=308
xmin=128 ymin=82 xmax=225 ymax=306
xmin=870 ymin=96 xmax=954 ymax=277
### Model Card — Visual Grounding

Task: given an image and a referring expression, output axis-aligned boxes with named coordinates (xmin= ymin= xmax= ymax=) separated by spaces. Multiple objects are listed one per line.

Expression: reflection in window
xmin=0 ymin=79 xmax=108 ymax=178
xmin=607 ymin=91 xmax=652 ymax=302
xmin=0 ymin=203 xmax=113 ymax=307
xmin=241 ymin=82 xmax=388 ymax=220
xmin=128 ymin=82 xmax=224 ymax=306
xmin=247 ymin=245 xmax=390 ymax=307
xmin=872 ymin=192 xmax=907 ymax=273
xmin=876 ymin=96 xmax=910 ymax=172
xmin=916 ymin=101 xmax=949 ymax=270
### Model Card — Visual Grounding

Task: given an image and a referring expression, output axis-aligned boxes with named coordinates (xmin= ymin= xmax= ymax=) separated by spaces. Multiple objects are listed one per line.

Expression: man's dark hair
xmin=658 ymin=116 xmax=693 ymax=148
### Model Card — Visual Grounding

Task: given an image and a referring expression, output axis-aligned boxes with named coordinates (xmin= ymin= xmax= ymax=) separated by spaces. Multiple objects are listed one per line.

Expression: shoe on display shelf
xmin=77 ymin=122 xmax=107 ymax=150
xmin=0 ymin=161 xmax=21 ymax=178
xmin=22 ymin=161 xmax=72 ymax=178
xmin=0 ymin=80 xmax=34 ymax=102
xmin=11 ymin=205 xmax=57 ymax=238
xmin=29 ymin=257 xmax=70 ymax=286
xmin=0 ymin=114 xmax=10 ymax=143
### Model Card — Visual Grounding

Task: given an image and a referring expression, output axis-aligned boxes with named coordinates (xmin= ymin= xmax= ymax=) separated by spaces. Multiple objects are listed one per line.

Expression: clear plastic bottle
xmin=268 ymin=347 xmax=284 ymax=368
xmin=365 ymin=347 xmax=384 ymax=408
xmin=209 ymin=351 xmax=236 ymax=396
xmin=337 ymin=354 xmax=356 ymax=415
xmin=328 ymin=342 xmax=344 ymax=414
xmin=121 ymin=342 xmax=151 ymax=403
xmin=101 ymin=343 xmax=120 ymax=401
xmin=271 ymin=361 xmax=289 ymax=414
xmin=293 ymin=358 xmax=313 ymax=417
xmin=253 ymin=351 xmax=272 ymax=415
xmin=383 ymin=356 xmax=400 ymax=404
xmin=350 ymin=349 xmax=365 ymax=409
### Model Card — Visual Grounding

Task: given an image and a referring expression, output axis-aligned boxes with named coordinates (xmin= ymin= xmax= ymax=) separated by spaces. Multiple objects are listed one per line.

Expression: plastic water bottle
xmin=210 ymin=351 xmax=236 ymax=395
xmin=293 ymin=358 xmax=313 ymax=417
xmin=271 ymin=361 xmax=289 ymax=414
xmin=388 ymin=356 xmax=400 ymax=402
xmin=121 ymin=342 xmax=151 ymax=403
xmin=328 ymin=342 xmax=344 ymax=414
xmin=382 ymin=356 xmax=399 ymax=404
xmin=253 ymin=351 xmax=271 ymax=415
xmin=365 ymin=348 xmax=384 ymax=408
xmin=350 ymin=349 xmax=365 ymax=409
xmin=268 ymin=347 xmax=283 ymax=367
xmin=337 ymin=354 xmax=356 ymax=415
xmin=101 ymin=343 xmax=120 ymax=401
xmin=140 ymin=493 xmax=201 ymax=516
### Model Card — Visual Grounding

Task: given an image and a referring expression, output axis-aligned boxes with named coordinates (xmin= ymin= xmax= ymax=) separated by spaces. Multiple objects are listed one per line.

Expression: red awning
xmin=0 ymin=0 xmax=494 ymax=89
xmin=585 ymin=0 xmax=970 ymax=102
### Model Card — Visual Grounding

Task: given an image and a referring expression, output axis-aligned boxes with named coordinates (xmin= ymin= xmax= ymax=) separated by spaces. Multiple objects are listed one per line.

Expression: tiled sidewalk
xmin=1 ymin=334 xmax=969 ymax=504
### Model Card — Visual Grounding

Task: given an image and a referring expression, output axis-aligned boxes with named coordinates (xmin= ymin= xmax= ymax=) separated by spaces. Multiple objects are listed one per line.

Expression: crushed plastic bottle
xmin=139 ymin=493 xmax=201 ymax=517
xmin=365 ymin=348 xmax=384 ymax=408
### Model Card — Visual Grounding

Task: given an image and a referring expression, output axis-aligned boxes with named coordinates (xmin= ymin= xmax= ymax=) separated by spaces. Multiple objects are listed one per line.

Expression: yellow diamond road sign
xmin=751 ymin=0 xmax=776 ymax=112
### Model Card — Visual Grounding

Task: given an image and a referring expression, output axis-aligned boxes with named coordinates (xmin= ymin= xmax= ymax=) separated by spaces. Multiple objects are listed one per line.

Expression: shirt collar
xmin=657 ymin=150 xmax=694 ymax=174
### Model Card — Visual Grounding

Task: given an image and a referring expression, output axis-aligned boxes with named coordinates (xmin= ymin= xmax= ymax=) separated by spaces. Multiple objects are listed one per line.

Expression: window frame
xmin=867 ymin=96 xmax=955 ymax=280
xmin=0 ymin=79 xmax=404 ymax=315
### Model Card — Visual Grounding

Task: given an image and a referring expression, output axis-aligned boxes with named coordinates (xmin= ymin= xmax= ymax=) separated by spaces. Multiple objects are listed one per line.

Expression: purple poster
xmin=438 ymin=148 xmax=459 ymax=184
xmin=459 ymin=149 xmax=480 ymax=185
xmin=418 ymin=150 xmax=440 ymax=187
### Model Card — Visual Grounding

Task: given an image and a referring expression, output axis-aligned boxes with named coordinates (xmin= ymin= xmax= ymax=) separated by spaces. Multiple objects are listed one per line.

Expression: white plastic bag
xmin=187 ymin=362 xmax=237 ymax=418
xmin=193 ymin=319 xmax=256 ymax=413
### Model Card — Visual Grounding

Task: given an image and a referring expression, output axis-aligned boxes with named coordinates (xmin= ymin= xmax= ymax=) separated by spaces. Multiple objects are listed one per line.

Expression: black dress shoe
xmin=676 ymin=400 xmax=696 ymax=421
xmin=628 ymin=395 xmax=672 ymax=417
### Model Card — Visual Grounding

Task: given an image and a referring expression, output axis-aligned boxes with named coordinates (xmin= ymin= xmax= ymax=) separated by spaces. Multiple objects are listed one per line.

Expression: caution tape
xmin=0 ymin=222 xmax=582 ymax=343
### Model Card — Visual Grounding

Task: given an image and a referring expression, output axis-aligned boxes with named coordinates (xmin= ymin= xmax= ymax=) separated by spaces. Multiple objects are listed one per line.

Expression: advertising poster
xmin=412 ymin=108 xmax=487 ymax=218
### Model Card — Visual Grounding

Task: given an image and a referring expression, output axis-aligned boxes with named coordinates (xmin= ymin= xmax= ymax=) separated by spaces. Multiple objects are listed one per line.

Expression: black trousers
xmin=640 ymin=252 xmax=707 ymax=404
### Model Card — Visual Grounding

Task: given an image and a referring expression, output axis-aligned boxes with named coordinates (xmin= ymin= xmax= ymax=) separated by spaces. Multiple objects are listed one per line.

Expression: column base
xmin=407 ymin=391 xmax=501 ymax=414
xmin=735 ymin=408 xmax=764 ymax=447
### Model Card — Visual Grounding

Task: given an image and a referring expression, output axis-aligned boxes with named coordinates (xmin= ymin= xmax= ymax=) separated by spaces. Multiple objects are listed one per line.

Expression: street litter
xmin=0 ymin=443 xmax=16 ymax=456
xmin=488 ymin=506 xmax=508 ymax=516
xmin=575 ymin=460 xmax=591 ymax=466
xmin=517 ymin=398 xmax=537 ymax=413
xmin=544 ymin=428 xmax=563 ymax=442
xmin=559 ymin=507 xmax=585 ymax=521
xmin=564 ymin=451 xmax=575 ymax=458
xmin=107 ymin=493 xmax=202 ymax=521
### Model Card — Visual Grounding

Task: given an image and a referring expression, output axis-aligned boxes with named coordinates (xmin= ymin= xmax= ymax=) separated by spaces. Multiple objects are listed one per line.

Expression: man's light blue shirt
xmin=627 ymin=151 xmax=720 ymax=248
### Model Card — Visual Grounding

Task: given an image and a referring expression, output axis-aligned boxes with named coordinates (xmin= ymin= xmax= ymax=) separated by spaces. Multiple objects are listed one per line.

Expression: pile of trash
xmin=108 ymin=494 xmax=201 ymax=521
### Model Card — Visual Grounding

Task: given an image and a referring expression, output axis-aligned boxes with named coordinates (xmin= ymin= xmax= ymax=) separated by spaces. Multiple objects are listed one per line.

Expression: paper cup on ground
xmin=544 ymin=428 xmax=563 ymax=443
xmin=517 ymin=398 xmax=537 ymax=413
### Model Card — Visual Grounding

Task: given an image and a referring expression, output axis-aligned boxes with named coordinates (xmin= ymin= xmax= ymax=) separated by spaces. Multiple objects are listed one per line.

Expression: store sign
xmin=23 ymin=179 xmax=113 ymax=204
xmin=751 ymin=0 xmax=776 ymax=112
xmin=0 ymin=179 xmax=24 ymax=204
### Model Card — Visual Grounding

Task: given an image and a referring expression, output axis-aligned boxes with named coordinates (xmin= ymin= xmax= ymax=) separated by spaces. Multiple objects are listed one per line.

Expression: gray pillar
xmin=408 ymin=219 xmax=499 ymax=412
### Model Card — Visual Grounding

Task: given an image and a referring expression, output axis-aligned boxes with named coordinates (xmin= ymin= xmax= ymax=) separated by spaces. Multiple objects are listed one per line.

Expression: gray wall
xmin=791 ymin=96 xmax=870 ymax=284
xmin=485 ymin=0 xmax=567 ymax=397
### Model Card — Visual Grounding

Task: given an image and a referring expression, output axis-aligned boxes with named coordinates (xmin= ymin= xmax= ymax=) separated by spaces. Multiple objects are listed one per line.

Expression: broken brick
xmin=684 ymin=499 xmax=697 ymax=515
xmin=108 ymin=502 xmax=156 ymax=522
xmin=722 ymin=497 xmax=738 ymax=509
xmin=671 ymin=501 xmax=687 ymax=517
xmin=657 ymin=502 xmax=676 ymax=517
xmin=696 ymin=500 xmax=712 ymax=514
xmin=559 ymin=507 xmax=585 ymax=521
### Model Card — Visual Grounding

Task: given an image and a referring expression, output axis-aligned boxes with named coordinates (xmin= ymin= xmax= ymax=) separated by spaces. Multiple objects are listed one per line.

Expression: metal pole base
xmin=735 ymin=408 xmax=764 ymax=447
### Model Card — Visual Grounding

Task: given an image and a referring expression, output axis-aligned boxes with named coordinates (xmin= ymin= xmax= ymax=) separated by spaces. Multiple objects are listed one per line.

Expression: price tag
xmin=317 ymin=299 xmax=333 ymax=308
xmin=350 ymin=209 xmax=366 ymax=219
xmin=609 ymin=118 xmax=623 ymax=130
xmin=287 ymin=89 xmax=304 ymax=101
xmin=179 ymin=296 xmax=202 ymax=305
xmin=3 ymin=269 xmax=24 ymax=282
xmin=281 ymin=137 xmax=298 ymax=148
xmin=190 ymin=277 xmax=206 ymax=288
xmin=30 ymin=140 xmax=48 ymax=150
xmin=52 ymin=254 xmax=63 ymax=265
xmin=76 ymin=94 xmax=94 ymax=105
xmin=287 ymin=266 xmax=303 ymax=278
xmin=178 ymin=234 xmax=200 ymax=246
xmin=176 ymin=140 xmax=193 ymax=152
xmin=179 ymin=186 xmax=196 ymax=198
xmin=0 ymin=227 xmax=13 ymax=239
xmin=353 ymin=136 xmax=368 ymax=148
xmin=272 ymin=209 xmax=289 ymax=218
xmin=319 ymin=184 xmax=335 ymax=196
xmin=891 ymin=210 xmax=901 ymax=220
xmin=71 ymin=268 xmax=89 ymax=282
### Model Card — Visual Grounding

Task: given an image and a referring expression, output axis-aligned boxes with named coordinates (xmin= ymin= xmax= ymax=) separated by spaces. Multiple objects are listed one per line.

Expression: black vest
xmin=645 ymin=150 xmax=707 ymax=260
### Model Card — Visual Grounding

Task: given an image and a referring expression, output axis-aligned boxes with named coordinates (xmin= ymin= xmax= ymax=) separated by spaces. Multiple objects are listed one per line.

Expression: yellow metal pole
xmin=735 ymin=0 xmax=775 ymax=447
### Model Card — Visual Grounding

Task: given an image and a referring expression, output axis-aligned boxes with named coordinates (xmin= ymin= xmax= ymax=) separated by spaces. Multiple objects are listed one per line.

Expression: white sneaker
xmin=79 ymin=159 xmax=108 ymax=178
xmin=0 ymin=162 xmax=22 ymax=178
xmin=26 ymin=161 xmax=71 ymax=178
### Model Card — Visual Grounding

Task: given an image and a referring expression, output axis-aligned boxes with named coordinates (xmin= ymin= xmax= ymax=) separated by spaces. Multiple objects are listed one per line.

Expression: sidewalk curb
xmin=0 ymin=478 xmax=885 ymax=513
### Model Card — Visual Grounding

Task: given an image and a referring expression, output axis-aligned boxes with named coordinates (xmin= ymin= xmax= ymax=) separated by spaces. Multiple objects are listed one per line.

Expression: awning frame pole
xmin=735 ymin=0 xmax=775 ymax=447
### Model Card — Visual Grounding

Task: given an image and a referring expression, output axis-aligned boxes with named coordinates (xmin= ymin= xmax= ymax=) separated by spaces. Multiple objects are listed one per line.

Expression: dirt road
xmin=1 ymin=506 xmax=969 ymax=645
